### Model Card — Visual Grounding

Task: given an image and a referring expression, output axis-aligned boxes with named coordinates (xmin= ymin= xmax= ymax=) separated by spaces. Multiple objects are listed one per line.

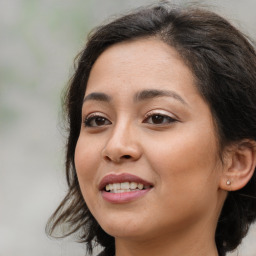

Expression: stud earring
xmin=226 ymin=180 xmax=231 ymax=185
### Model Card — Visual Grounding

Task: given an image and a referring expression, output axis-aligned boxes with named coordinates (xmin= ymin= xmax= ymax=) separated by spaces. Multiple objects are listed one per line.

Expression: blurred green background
xmin=1 ymin=0 xmax=255 ymax=255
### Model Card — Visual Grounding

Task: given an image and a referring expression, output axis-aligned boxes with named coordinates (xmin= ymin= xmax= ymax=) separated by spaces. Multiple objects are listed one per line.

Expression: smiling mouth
xmin=99 ymin=173 xmax=154 ymax=193
xmin=105 ymin=182 xmax=152 ymax=193
xmin=99 ymin=173 xmax=153 ymax=203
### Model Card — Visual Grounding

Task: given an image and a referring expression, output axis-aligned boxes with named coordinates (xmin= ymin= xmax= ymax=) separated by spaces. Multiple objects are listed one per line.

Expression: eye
xmin=143 ymin=113 xmax=176 ymax=125
xmin=84 ymin=115 xmax=111 ymax=127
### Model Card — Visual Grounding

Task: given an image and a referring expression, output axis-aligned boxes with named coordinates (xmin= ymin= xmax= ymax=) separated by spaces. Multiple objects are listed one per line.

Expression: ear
xmin=219 ymin=140 xmax=256 ymax=191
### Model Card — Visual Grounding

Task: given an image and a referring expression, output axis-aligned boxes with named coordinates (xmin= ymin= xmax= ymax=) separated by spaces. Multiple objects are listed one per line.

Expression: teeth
xmin=130 ymin=182 xmax=137 ymax=189
xmin=105 ymin=182 xmax=148 ymax=193
xmin=121 ymin=182 xmax=129 ymax=189
xmin=138 ymin=183 xmax=143 ymax=190
xmin=113 ymin=183 xmax=121 ymax=190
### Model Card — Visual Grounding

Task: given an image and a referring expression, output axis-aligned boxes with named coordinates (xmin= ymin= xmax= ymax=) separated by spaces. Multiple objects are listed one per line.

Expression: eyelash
xmin=143 ymin=112 xmax=177 ymax=125
xmin=83 ymin=112 xmax=177 ymax=128
xmin=84 ymin=113 xmax=111 ymax=127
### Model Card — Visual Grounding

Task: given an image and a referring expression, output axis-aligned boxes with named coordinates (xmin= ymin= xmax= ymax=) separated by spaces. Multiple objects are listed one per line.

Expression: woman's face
xmin=75 ymin=38 xmax=226 ymax=241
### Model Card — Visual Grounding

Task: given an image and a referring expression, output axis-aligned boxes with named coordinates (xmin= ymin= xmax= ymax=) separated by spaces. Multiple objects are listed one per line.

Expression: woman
xmin=47 ymin=2 xmax=256 ymax=256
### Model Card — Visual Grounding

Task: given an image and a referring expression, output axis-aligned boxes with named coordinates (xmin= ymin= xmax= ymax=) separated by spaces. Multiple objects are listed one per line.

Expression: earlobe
xmin=219 ymin=140 xmax=256 ymax=191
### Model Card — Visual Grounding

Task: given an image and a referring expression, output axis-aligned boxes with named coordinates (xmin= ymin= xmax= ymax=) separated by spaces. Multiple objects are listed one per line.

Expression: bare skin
xmin=75 ymin=38 xmax=235 ymax=256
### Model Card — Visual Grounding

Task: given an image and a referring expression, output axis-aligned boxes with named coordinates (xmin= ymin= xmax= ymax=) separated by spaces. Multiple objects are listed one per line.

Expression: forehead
xmin=85 ymin=38 xmax=198 ymax=99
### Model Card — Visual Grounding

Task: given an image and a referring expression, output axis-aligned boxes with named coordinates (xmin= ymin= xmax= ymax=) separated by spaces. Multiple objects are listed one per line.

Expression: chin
xmin=97 ymin=213 xmax=149 ymax=239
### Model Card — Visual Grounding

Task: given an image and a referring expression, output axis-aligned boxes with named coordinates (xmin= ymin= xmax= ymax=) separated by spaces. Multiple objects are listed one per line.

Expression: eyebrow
xmin=134 ymin=89 xmax=188 ymax=105
xmin=83 ymin=89 xmax=188 ymax=106
xmin=83 ymin=92 xmax=112 ymax=103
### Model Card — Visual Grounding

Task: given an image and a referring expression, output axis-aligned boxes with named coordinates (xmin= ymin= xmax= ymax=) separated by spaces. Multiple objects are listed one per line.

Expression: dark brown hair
xmin=47 ymin=3 xmax=256 ymax=256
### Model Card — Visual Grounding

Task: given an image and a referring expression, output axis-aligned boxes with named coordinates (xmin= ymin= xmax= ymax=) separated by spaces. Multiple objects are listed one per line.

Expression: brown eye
xmin=144 ymin=114 xmax=176 ymax=125
xmin=151 ymin=115 xmax=164 ymax=124
xmin=84 ymin=116 xmax=111 ymax=127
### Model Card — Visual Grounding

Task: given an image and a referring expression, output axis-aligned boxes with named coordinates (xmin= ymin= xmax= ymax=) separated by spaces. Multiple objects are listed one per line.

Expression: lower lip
xmin=101 ymin=189 xmax=151 ymax=203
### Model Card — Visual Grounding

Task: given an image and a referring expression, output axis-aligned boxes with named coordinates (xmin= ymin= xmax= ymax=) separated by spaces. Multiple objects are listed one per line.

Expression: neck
xmin=115 ymin=221 xmax=219 ymax=256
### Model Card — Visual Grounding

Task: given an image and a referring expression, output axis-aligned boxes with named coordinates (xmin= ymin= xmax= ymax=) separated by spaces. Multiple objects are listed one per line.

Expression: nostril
xmin=104 ymin=155 xmax=112 ymax=162
xmin=123 ymin=155 xmax=131 ymax=159
xmin=103 ymin=154 xmax=132 ymax=162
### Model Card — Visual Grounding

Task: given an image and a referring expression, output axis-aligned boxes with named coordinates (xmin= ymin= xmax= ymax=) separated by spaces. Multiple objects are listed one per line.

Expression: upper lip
xmin=99 ymin=173 xmax=153 ymax=191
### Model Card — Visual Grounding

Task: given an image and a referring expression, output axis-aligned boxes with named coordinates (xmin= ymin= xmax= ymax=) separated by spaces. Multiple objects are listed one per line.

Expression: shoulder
xmin=97 ymin=251 xmax=106 ymax=256
xmin=97 ymin=251 xmax=114 ymax=256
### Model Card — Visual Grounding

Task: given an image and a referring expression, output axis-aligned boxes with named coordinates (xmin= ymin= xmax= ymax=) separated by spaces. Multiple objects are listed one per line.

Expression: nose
xmin=101 ymin=122 xmax=142 ymax=164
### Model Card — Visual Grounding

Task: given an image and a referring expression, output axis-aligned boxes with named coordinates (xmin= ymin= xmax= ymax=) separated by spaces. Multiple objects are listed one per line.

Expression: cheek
xmin=75 ymin=135 xmax=101 ymax=172
xmin=74 ymin=136 xmax=101 ymax=197
xmin=144 ymin=127 xmax=220 ymax=194
xmin=74 ymin=137 xmax=106 ymax=220
xmin=149 ymin=137 xmax=220 ymax=223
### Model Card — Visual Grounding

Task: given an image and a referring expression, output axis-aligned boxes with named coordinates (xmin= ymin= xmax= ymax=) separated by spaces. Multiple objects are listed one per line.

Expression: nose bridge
xmin=111 ymin=120 xmax=130 ymax=144
xmin=102 ymin=116 xmax=141 ymax=162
